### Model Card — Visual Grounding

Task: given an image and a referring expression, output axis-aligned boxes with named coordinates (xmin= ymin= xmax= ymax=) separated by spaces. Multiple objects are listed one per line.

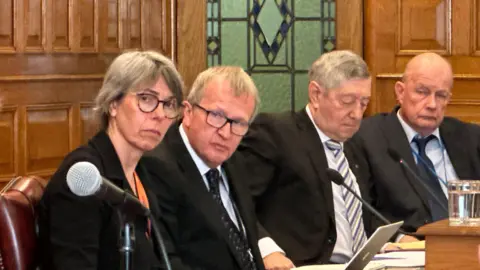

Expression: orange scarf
xmin=132 ymin=172 xmax=151 ymax=237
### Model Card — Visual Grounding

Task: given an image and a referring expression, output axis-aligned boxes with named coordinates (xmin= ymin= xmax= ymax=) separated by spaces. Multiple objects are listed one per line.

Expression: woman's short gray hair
xmin=187 ymin=66 xmax=260 ymax=119
xmin=95 ymin=50 xmax=184 ymax=129
xmin=308 ymin=50 xmax=370 ymax=90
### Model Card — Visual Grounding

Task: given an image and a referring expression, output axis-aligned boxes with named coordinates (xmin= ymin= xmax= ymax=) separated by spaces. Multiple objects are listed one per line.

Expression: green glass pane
xmin=257 ymin=0 xmax=283 ymax=45
xmin=323 ymin=2 xmax=330 ymax=18
xmin=294 ymin=0 xmax=321 ymax=17
xmin=213 ymin=21 xmax=218 ymax=36
xmin=251 ymin=73 xmax=291 ymax=112
xmin=207 ymin=2 xmax=213 ymax=18
xmin=294 ymin=21 xmax=321 ymax=70
xmin=255 ymin=40 xmax=268 ymax=65
xmin=330 ymin=2 xmax=336 ymax=19
xmin=329 ymin=21 xmax=335 ymax=37
xmin=250 ymin=29 xmax=255 ymax=65
xmin=294 ymin=73 xmax=309 ymax=110
xmin=208 ymin=56 xmax=213 ymax=67
xmin=221 ymin=0 xmax=247 ymax=18
xmin=207 ymin=21 xmax=212 ymax=36
xmin=212 ymin=2 xmax=218 ymax=18
xmin=221 ymin=21 xmax=247 ymax=68
xmin=273 ymin=34 xmax=287 ymax=65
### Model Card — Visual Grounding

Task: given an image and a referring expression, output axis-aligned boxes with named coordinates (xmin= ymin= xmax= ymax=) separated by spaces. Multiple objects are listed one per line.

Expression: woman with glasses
xmin=38 ymin=50 xmax=184 ymax=270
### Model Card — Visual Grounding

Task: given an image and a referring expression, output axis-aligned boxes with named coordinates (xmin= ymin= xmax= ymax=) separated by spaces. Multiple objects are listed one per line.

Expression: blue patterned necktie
xmin=205 ymin=169 xmax=256 ymax=270
xmin=412 ymin=135 xmax=448 ymax=221
xmin=325 ymin=140 xmax=367 ymax=253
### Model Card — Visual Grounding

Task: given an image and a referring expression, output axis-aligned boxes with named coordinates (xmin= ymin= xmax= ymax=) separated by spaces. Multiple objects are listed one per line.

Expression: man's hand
xmin=263 ymin=252 xmax=295 ymax=270
xmin=382 ymin=243 xmax=403 ymax=252
xmin=398 ymin=235 xmax=419 ymax=243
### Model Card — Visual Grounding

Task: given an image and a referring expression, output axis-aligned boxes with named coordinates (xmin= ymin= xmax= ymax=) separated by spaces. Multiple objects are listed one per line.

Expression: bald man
xmin=350 ymin=52 xmax=480 ymax=235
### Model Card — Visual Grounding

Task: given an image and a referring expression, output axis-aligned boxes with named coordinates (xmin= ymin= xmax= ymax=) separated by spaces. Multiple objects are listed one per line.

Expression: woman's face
xmin=108 ymin=76 xmax=178 ymax=153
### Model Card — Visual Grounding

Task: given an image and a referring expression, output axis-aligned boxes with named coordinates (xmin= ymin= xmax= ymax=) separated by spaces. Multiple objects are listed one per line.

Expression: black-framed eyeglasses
xmin=193 ymin=104 xmax=250 ymax=136
xmin=135 ymin=92 xmax=179 ymax=119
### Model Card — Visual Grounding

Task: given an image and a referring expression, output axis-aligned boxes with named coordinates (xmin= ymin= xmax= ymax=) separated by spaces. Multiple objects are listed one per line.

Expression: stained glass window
xmin=207 ymin=0 xmax=336 ymax=112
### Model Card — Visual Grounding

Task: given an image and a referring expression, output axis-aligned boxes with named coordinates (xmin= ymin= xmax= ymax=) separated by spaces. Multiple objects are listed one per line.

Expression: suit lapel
xmin=223 ymin=160 xmax=257 ymax=251
xmin=383 ymin=109 xmax=431 ymax=212
xmin=165 ymin=125 xmax=244 ymax=268
xmin=295 ymin=110 xmax=335 ymax=222
xmin=440 ymin=121 xmax=473 ymax=179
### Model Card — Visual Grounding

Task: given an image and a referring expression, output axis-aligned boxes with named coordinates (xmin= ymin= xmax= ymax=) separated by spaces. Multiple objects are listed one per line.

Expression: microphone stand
xmin=116 ymin=210 xmax=173 ymax=270
xmin=118 ymin=211 xmax=136 ymax=270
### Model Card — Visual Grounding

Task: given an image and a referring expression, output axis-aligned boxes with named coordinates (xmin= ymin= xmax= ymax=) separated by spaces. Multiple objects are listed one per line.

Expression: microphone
xmin=327 ymin=168 xmax=391 ymax=225
xmin=411 ymin=150 xmax=447 ymax=186
xmin=67 ymin=161 xmax=173 ymax=270
xmin=387 ymin=148 xmax=448 ymax=213
xmin=66 ymin=161 xmax=150 ymax=217
xmin=326 ymin=168 xmax=420 ymax=238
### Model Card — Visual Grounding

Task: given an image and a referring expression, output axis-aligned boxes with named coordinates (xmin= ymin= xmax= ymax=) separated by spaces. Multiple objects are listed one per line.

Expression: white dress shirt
xmin=258 ymin=107 xmax=364 ymax=263
xmin=396 ymin=110 xmax=459 ymax=197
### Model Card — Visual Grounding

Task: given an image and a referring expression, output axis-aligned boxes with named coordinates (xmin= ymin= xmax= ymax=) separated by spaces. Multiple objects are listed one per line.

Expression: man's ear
xmin=394 ymin=81 xmax=405 ymax=105
xmin=182 ymin=101 xmax=193 ymax=127
xmin=308 ymin=81 xmax=325 ymax=109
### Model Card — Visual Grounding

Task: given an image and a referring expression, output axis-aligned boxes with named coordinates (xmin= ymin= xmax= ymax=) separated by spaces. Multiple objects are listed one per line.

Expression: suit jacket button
xmin=424 ymin=219 xmax=430 ymax=224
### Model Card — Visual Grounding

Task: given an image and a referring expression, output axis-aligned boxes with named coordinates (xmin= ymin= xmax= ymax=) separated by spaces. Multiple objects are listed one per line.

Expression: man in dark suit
xmin=147 ymin=66 xmax=265 ymax=270
xmin=350 ymin=52 xmax=480 ymax=235
xmin=238 ymin=51 xmax=390 ymax=269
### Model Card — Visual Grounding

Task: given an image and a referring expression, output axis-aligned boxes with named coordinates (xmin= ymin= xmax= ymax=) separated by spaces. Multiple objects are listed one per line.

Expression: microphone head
xmin=66 ymin=161 xmax=102 ymax=196
xmin=326 ymin=168 xmax=345 ymax=185
xmin=387 ymin=148 xmax=402 ymax=162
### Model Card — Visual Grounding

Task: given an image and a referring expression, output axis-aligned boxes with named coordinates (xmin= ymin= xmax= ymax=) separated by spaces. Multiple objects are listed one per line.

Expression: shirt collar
xmin=179 ymin=124 xmax=222 ymax=176
xmin=396 ymin=109 xmax=441 ymax=142
xmin=305 ymin=105 xmax=342 ymax=146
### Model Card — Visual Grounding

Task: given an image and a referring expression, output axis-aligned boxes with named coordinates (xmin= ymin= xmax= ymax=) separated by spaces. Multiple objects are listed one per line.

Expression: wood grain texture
xmin=0 ymin=0 xmax=175 ymax=188
xmin=336 ymin=0 xmax=363 ymax=56
xmin=418 ymin=219 xmax=480 ymax=269
xmin=176 ymin=0 xmax=206 ymax=94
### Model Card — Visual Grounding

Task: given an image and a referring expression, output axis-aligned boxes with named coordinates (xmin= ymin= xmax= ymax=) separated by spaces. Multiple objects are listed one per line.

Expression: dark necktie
xmin=205 ymin=169 xmax=256 ymax=270
xmin=412 ymin=135 xmax=448 ymax=221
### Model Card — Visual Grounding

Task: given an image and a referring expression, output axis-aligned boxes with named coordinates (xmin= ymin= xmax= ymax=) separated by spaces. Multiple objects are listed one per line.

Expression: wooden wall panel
xmin=336 ymin=0 xmax=363 ymax=56
xmin=176 ymin=0 xmax=205 ymax=91
xmin=398 ymin=0 xmax=450 ymax=55
xmin=474 ymin=0 xmax=480 ymax=55
xmin=146 ymin=0 xmax=170 ymax=52
xmin=98 ymin=0 xmax=120 ymax=51
xmin=0 ymin=0 xmax=14 ymax=51
xmin=24 ymin=0 xmax=45 ymax=51
xmin=25 ymin=104 xmax=71 ymax=175
xmin=50 ymin=0 xmax=70 ymax=51
xmin=80 ymin=103 xmax=97 ymax=145
xmin=365 ymin=0 xmax=480 ymax=124
xmin=76 ymin=0 xmax=96 ymax=51
xmin=0 ymin=106 xmax=17 ymax=179
xmin=126 ymin=0 xmax=142 ymax=48
xmin=0 ymin=0 xmax=178 ymax=187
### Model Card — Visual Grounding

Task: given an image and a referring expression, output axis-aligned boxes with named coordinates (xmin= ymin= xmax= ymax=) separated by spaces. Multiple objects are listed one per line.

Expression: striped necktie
xmin=325 ymin=140 xmax=367 ymax=253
